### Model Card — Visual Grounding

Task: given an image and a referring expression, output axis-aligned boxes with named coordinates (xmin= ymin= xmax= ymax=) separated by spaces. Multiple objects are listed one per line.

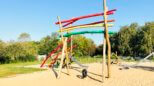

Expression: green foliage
xmin=0 ymin=33 xmax=38 ymax=63
xmin=121 ymin=56 xmax=135 ymax=62
xmin=110 ymin=22 xmax=154 ymax=58
xmin=72 ymin=35 xmax=96 ymax=56
xmin=38 ymin=32 xmax=59 ymax=55
xmin=149 ymin=56 xmax=154 ymax=61
xmin=0 ymin=40 xmax=38 ymax=64
xmin=134 ymin=22 xmax=154 ymax=57
xmin=5 ymin=42 xmax=38 ymax=62
xmin=0 ymin=41 xmax=10 ymax=64
xmin=110 ymin=23 xmax=138 ymax=56
xmin=94 ymin=44 xmax=103 ymax=55
xmin=4 ymin=42 xmax=23 ymax=61
xmin=93 ymin=55 xmax=102 ymax=58
xmin=75 ymin=56 xmax=102 ymax=63
xmin=1 ymin=22 xmax=154 ymax=64
xmin=18 ymin=32 xmax=31 ymax=42
xmin=111 ymin=53 xmax=118 ymax=59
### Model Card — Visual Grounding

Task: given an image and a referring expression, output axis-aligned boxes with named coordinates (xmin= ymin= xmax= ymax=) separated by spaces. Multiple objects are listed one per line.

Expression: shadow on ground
xmin=70 ymin=66 xmax=103 ymax=83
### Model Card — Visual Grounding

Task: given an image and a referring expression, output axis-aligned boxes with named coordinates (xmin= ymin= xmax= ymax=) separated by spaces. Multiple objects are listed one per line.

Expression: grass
xmin=75 ymin=55 xmax=139 ymax=64
xmin=0 ymin=61 xmax=46 ymax=78
xmin=75 ymin=56 xmax=102 ymax=64
xmin=1 ymin=55 xmax=146 ymax=78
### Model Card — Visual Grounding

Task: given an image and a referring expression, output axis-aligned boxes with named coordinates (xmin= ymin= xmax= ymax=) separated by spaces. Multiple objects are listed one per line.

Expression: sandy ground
xmin=0 ymin=62 xmax=154 ymax=86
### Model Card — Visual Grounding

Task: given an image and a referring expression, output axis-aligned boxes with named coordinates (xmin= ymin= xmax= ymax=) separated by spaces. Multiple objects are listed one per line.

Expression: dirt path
xmin=0 ymin=63 xmax=154 ymax=86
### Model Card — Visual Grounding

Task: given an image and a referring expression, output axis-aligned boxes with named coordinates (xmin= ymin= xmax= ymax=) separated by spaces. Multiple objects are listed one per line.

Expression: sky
xmin=0 ymin=0 xmax=154 ymax=45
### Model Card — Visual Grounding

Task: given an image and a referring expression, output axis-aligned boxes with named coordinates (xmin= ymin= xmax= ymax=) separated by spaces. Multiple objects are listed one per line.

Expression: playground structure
xmin=40 ymin=0 xmax=116 ymax=82
xmin=120 ymin=52 xmax=154 ymax=69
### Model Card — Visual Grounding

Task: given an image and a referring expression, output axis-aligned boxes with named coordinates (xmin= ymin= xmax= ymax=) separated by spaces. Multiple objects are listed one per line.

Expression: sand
xmin=0 ymin=62 xmax=154 ymax=86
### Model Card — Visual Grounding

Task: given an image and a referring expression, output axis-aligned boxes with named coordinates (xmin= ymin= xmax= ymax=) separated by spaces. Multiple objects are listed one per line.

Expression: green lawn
xmin=76 ymin=56 xmax=102 ymax=63
xmin=0 ymin=56 xmax=126 ymax=78
xmin=0 ymin=61 xmax=46 ymax=78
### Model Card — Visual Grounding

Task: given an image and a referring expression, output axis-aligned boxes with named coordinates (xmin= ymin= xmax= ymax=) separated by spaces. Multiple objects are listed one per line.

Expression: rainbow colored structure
xmin=40 ymin=0 xmax=116 ymax=82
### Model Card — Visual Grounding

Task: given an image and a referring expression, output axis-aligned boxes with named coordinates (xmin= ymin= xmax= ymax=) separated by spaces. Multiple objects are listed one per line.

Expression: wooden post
xmin=64 ymin=24 xmax=73 ymax=74
xmin=103 ymin=0 xmax=111 ymax=78
xmin=70 ymin=21 xmax=73 ymax=57
xmin=57 ymin=16 xmax=70 ymax=78
xmin=57 ymin=16 xmax=64 ymax=42
xmin=65 ymin=39 xmax=70 ymax=75
xmin=115 ymin=51 xmax=119 ymax=64
xmin=70 ymin=35 xmax=73 ymax=56
xmin=57 ymin=38 xmax=67 ymax=78
xmin=102 ymin=38 xmax=106 ymax=82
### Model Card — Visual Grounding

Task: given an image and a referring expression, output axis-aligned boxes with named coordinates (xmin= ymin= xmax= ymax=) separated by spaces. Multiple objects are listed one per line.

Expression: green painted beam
xmin=62 ymin=30 xmax=116 ymax=37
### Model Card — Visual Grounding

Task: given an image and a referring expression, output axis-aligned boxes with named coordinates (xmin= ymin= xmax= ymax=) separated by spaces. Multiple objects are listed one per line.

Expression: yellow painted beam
xmin=58 ymin=23 xmax=114 ymax=32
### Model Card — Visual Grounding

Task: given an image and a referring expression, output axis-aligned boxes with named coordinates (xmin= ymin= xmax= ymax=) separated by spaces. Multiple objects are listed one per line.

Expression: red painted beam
xmin=55 ymin=11 xmax=113 ymax=25
xmin=63 ymin=19 xmax=114 ymax=28
xmin=49 ymin=45 xmax=77 ymax=67
xmin=49 ymin=52 xmax=62 ymax=67
xmin=40 ymin=38 xmax=72 ymax=67
xmin=81 ymin=20 xmax=115 ymax=26
xmin=62 ymin=19 xmax=78 ymax=27
xmin=55 ymin=9 xmax=116 ymax=25
xmin=40 ymin=44 xmax=62 ymax=67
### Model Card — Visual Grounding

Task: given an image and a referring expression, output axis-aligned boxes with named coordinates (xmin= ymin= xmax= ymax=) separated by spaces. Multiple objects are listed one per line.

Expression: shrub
xmin=0 ymin=41 xmax=38 ymax=63
xmin=18 ymin=55 xmax=36 ymax=62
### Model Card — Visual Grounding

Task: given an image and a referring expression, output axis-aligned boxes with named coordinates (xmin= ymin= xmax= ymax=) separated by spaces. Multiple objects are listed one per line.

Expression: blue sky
xmin=0 ymin=0 xmax=154 ymax=45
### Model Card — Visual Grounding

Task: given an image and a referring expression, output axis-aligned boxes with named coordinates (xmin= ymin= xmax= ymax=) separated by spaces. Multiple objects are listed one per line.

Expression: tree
xmin=0 ymin=40 xmax=9 ymax=63
xmin=38 ymin=33 xmax=59 ymax=55
xmin=4 ymin=42 xmax=23 ymax=61
xmin=135 ymin=22 xmax=154 ymax=57
xmin=3 ymin=41 xmax=38 ymax=62
xmin=0 ymin=40 xmax=5 ymax=55
xmin=110 ymin=22 xmax=154 ymax=58
xmin=18 ymin=32 xmax=31 ymax=42
xmin=19 ymin=42 xmax=38 ymax=61
xmin=95 ymin=44 xmax=103 ymax=55
xmin=72 ymin=35 xmax=96 ymax=56
xmin=110 ymin=23 xmax=138 ymax=56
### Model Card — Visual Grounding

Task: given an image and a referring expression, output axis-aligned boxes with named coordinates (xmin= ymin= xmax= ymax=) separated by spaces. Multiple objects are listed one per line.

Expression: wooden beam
xmin=57 ymin=38 xmax=67 ymax=79
xmin=103 ymin=0 xmax=111 ymax=78
xmin=64 ymin=41 xmax=70 ymax=75
xmin=62 ymin=19 xmax=114 ymax=28
xmin=102 ymin=38 xmax=106 ymax=82
xmin=57 ymin=16 xmax=70 ymax=78
xmin=57 ymin=16 xmax=64 ymax=42
xmin=58 ymin=24 xmax=114 ymax=32
xmin=70 ymin=35 xmax=73 ymax=56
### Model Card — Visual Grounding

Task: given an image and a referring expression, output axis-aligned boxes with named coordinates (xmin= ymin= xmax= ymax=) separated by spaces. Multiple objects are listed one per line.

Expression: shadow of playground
xmin=70 ymin=66 xmax=103 ymax=83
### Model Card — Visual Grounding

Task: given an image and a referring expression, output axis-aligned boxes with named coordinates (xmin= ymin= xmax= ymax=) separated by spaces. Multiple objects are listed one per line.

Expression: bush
xmin=18 ymin=55 xmax=36 ymax=62
xmin=149 ymin=55 xmax=154 ymax=61
xmin=111 ymin=53 xmax=118 ymax=59
xmin=93 ymin=55 xmax=102 ymax=58
xmin=0 ymin=56 xmax=10 ymax=64
xmin=73 ymin=35 xmax=96 ymax=56
xmin=0 ymin=41 xmax=10 ymax=64
xmin=0 ymin=41 xmax=38 ymax=64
